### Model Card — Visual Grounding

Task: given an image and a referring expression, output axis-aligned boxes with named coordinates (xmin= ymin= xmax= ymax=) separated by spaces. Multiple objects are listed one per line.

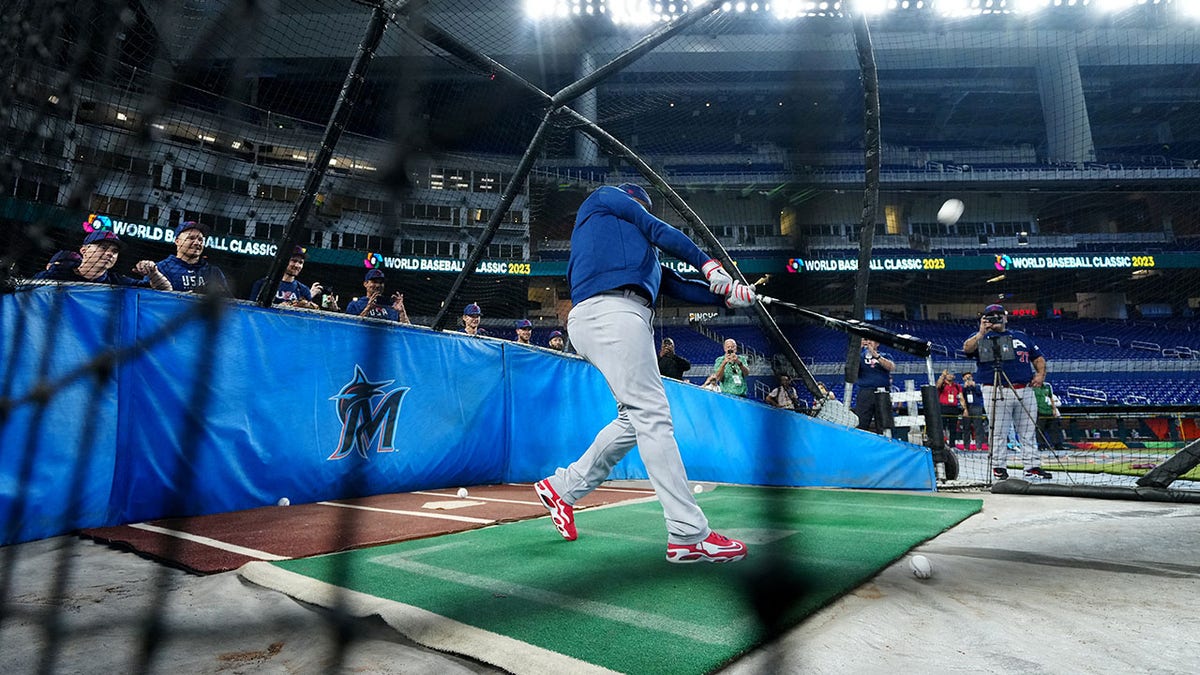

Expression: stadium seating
xmin=653 ymin=318 xmax=1199 ymax=408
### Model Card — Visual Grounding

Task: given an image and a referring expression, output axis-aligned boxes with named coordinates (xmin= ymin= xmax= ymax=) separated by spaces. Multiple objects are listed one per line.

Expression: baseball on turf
xmin=693 ymin=484 xmax=704 ymax=494
xmin=276 ymin=497 xmax=290 ymax=507
xmin=456 ymin=487 xmax=469 ymax=498
xmin=909 ymin=554 xmax=933 ymax=579
xmin=937 ymin=198 xmax=964 ymax=226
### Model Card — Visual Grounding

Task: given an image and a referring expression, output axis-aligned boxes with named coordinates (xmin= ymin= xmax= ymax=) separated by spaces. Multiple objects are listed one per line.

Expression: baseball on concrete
xmin=937 ymin=198 xmax=964 ymax=226
xmin=910 ymin=554 xmax=933 ymax=579
xmin=456 ymin=487 xmax=469 ymax=498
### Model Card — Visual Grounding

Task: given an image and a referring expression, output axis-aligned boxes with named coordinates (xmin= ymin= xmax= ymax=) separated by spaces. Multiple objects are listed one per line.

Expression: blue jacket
xmin=32 ymin=266 xmax=146 ymax=287
xmin=249 ymin=278 xmax=312 ymax=304
xmin=154 ymin=255 xmax=229 ymax=294
xmin=567 ymin=186 xmax=717 ymax=305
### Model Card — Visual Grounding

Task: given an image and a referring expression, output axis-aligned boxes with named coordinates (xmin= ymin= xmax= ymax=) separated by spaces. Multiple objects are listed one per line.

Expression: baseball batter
xmin=534 ymin=183 xmax=756 ymax=563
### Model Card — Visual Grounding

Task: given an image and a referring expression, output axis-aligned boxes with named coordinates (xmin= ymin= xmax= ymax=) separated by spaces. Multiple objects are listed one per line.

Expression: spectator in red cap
xmin=34 ymin=231 xmax=170 ymax=289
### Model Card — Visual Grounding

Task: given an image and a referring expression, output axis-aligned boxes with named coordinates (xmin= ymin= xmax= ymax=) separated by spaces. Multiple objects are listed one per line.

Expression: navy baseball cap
xmin=49 ymin=250 xmax=83 ymax=267
xmin=549 ymin=330 xmax=563 ymax=339
xmin=174 ymin=221 xmax=210 ymax=237
xmin=983 ymin=304 xmax=1006 ymax=315
xmin=515 ymin=319 xmax=532 ymax=329
xmin=617 ymin=183 xmax=652 ymax=209
xmin=83 ymin=231 xmax=125 ymax=248
xmin=364 ymin=269 xmax=385 ymax=281
xmin=290 ymin=245 xmax=307 ymax=260
xmin=463 ymin=303 xmax=482 ymax=316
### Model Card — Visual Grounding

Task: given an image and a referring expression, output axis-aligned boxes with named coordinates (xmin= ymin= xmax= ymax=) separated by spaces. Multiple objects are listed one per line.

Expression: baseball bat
xmin=758 ymin=296 xmax=932 ymax=358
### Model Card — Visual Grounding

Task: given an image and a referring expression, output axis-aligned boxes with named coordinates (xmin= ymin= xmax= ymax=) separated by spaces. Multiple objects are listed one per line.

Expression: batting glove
xmin=701 ymin=259 xmax=734 ymax=295
xmin=725 ymin=281 xmax=757 ymax=309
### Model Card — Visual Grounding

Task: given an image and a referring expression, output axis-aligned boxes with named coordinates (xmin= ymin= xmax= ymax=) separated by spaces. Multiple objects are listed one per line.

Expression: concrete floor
xmin=2 ymin=489 xmax=1198 ymax=674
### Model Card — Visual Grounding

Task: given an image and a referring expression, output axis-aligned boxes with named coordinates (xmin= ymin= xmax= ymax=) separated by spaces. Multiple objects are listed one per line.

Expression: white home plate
xmin=422 ymin=500 xmax=485 ymax=510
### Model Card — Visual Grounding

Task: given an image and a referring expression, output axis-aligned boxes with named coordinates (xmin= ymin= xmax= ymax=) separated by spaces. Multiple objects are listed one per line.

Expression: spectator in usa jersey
xmin=34 ymin=231 xmax=170 ymax=289
xmin=153 ymin=221 xmax=230 ymax=294
xmin=248 ymin=246 xmax=322 ymax=309
xmin=345 ymin=269 xmax=408 ymax=323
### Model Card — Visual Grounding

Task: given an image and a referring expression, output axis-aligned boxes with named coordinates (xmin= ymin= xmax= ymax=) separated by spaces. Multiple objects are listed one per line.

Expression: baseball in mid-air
xmin=937 ymin=198 xmax=964 ymax=226
xmin=276 ymin=497 xmax=290 ymax=507
xmin=693 ymin=484 xmax=704 ymax=494
xmin=909 ymin=554 xmax=933 ymax=579
xmin=456 ymin=487 xmax=469 ymax=498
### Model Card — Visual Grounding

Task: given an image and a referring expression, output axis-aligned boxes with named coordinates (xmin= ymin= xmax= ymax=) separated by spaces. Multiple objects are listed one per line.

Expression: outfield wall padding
xmin=0 ymin=286 xmax=933 ymax=544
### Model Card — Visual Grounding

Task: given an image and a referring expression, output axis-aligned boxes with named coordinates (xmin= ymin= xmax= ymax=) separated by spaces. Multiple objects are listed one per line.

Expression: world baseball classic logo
xmin=329 ymin=365 xmax=408 ymax=460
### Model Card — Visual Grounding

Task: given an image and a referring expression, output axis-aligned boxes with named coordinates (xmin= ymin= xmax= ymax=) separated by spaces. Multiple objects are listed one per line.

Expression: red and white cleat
xmin=666 ymin=531 xmax=747 ymax=564
xmin=534 ymin=479 xmax=576 ymax=541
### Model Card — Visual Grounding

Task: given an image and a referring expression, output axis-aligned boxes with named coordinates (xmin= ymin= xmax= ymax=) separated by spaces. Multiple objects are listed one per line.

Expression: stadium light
xmin=848 ymin=0 xmax=890 ymax=14
xmin=609 ymin=0 xmax=662 ymax=24
xmin=1009 ymin=0 xmax=1051 ymax=12
xmin=1179 ymin=0 xmax=1200 ymax=19
xmin=524 ymin=0 xmax=556 ymax=18
xmin=933 ymin=0 xmax=980 ymax=16
xmin=1091 ymin=0 xmax=1137 ymax=11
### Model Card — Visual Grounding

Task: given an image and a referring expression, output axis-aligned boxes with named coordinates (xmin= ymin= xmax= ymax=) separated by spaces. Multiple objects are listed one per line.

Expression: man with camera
xmin=713 ymin=339 xmax=750 ymax=396
xmin=853 ymin=338 xmax=894 ymax=434
xmin=963 ymin=303 xmax=1052 ymax=481
xmin=657 ymin=337 xmax=690 ymax=380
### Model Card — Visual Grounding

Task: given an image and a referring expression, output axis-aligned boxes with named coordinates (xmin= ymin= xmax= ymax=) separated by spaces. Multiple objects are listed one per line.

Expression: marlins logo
xmin=329 ymin=365 xmax=408 ymax=460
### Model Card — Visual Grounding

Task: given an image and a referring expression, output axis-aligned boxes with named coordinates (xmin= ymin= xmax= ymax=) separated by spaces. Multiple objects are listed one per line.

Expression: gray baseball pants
xmin=982 ymin=384 xmax=1041 ymax=470
xmin=547 ymin=291 xmax=709 ymax=545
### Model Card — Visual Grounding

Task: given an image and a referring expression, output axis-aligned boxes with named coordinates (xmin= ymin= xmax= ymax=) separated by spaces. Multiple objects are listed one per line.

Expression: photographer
xmin=712 ymin=339 xmax=749 ymax=396
xmin=853 ymin=338 xmax=894 ymax=434
xmin=963 ymin=304 xmax=1051 ymax=481
xmin=657 ymin=337 xmax=691 ymax=380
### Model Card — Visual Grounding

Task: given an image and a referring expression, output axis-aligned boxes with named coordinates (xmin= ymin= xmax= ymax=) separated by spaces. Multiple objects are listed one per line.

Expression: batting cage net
xmin=3 ymin=0 xmax=1200 ymax=669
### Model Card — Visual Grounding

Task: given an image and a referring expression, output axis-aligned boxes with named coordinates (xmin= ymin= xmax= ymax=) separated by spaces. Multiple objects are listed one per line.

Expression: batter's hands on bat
xmin=724 ymin=281 xmax=756 ymax=308
xmin=701 ymin=259 xmax=734 ymax=295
